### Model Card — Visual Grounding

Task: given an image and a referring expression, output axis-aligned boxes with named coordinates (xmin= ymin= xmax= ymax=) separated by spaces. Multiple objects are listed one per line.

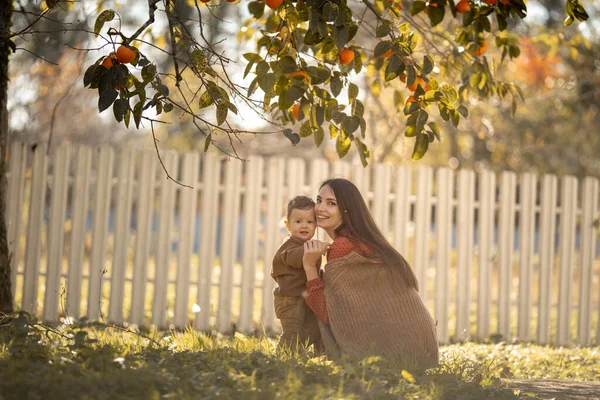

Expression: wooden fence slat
xmin=174 ymin=153 xmax=200 ymax=327
xmin=87 ymin=147 xmax=114 ymax=320
xmin=578 ymin=177 xmax=598 ymax=346
xmin=476 ymin=170 xmax=495 ymax=341
xmin=262 ymin=158 xmax=285 ymax=332
xmin=22 ymin=144 xmax=48 ymax=313
xmin=456 ymin=169 xmax=475 ymax=341
xmin=393 ymin=166 xmax=412 ymax=257
xmin=195 ymin=154 xmax=220 ymax=331
xmin=309 ymin=159 xmax=329 ymax=199
xmin=151 ymin=151 xmax=178 ymax=327
xmin=373 ymin=164 xmax=391 ymax=234
xmin=414 ymin=167 xmax=433 ymax=301
xmin=216 ymin=160 xmax=242 ymax=333
xmin=557 ymin=176 xmax=577 ymax=346
xmin=65 ymin=146 xmax=92 ymax=318
xmin=352 ymin=163 xmax=370 ymax=203
xmin=537 ymin=174 xmax=557 ymax=344
xmin=238 ymin=157 xmax=264 ymax=333
xmin=43 ymin=144 xmax=71 ymax=321
xmin=435 ymin=168 xmax=453 ymax=344
xmin=130 ymin=151 xmax=157 ymax=325
xmin=517 ymin=173 xmax=536 ymax=342
xmin=331 ymin=161 xmax=350 ymax=179
xmin=287 ymin=158 xmax=306 ymax=196
xmin=108 ymin=148 xmax=135 ymax=323
xmin=7 ymin=141 xmax=27 ymax=299
xmin=498 ymin=171 xmax=516 ymax=340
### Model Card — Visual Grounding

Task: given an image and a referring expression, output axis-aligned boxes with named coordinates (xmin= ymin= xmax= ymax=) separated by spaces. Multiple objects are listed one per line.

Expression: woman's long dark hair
xmin=322 ymin=178 xmax=419 ymax=290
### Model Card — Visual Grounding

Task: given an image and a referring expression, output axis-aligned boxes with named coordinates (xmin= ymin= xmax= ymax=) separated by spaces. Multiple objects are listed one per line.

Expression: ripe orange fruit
xmin=501 ymin=0 xmax=510 ymax=4
xmin=456 ymin=0 xmax=471 ymax=13
xmin=399 ymin=72 xmax=407 ymax=83
xmin=101 ymin=56 xmax=114 ymax=69
xmin=381 ymin=49 xmax=392 ymax=59
xmin=200 ymin=0 xmax=210 ymax=2
xmin=473 ymin=41 xmax=488 ymax=56
xmin=408 ymin=77 xmax=425 ymax=92
xmin=423 ymin=83 xmax=431 ymax=91
xmin=406 ymin=95 xmax=417 ymax=104
xmin=291 ymin=104 xmax=301 ymax=120
xmin=484 ymin=0 xmax=497 ymax=4
xmin=226 ymin=0 xmax=236 ymax=2
xmin=116 ymin=45 xmax=136 ymax=64
xmin=338 ymin=49 xmax=355 ymax=65
xmin=265 ymin=0 xmax=283 ymax=9
xmin=290 ymin=71 xmax=309 ymax=81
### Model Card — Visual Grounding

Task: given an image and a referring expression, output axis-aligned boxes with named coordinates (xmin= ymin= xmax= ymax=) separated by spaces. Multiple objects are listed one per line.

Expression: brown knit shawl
xmin=318 ymin=252 xmax=439 ymax=368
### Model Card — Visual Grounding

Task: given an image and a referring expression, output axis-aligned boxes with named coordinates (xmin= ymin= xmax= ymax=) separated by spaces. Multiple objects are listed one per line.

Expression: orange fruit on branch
xmin=116 ymin=45 xmax=136 ymax=64
xmin=381 ymin=48 xmax=392 ymax=59
xmin=265 ymin=0 xmax=283 ymax=9
xmin=407 ymin=77 xmax=425 ymax=92
xmin=338 ymin=49 xmax=355 ymax=65
xmin=473 ymin=41 xmax=488 ymax=56
xmin=289 ymin=70 xmax=309 ymax=81
xmin=484 ymin=0 xmax=497 ymax=5
xmin=456 ymin=0 xmax=471 ymax=13
xmin=291 ymin=104 xmax=301 ymax=120
xmin=101 ymin=56 xmax=115 ymax=69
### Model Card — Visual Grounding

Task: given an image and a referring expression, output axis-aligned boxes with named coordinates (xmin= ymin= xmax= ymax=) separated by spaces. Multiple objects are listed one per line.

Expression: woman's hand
xmin=303 ymin=240 xmax=329 ymax=281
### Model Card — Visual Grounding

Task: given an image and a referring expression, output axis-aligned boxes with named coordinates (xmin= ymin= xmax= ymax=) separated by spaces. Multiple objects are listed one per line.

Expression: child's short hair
xmin=287 ymin=195 xmax=315 ymax=219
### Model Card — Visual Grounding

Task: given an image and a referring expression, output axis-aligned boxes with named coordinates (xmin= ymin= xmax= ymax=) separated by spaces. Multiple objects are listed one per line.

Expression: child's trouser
xmin=273 ymin=292 xmax=323 ymax=353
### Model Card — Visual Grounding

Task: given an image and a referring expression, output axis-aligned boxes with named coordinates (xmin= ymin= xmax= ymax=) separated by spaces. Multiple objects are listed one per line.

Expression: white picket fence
xmin=6 ymin=140 xmax=600 ymax=346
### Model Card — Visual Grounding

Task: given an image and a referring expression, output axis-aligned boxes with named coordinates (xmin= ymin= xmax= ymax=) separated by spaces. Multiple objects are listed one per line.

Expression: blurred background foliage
xmin=8 ymin=0 xmax=600 ymax=177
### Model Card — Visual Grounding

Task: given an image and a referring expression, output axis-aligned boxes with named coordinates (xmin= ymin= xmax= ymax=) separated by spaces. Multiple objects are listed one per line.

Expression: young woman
xmin=302 ymin=178 xmax=439 ymax=368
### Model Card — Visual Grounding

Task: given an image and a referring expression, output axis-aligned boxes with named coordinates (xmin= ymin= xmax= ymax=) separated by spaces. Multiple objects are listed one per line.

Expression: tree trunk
xmin=0 ymin=1 xmax=14 ymax=316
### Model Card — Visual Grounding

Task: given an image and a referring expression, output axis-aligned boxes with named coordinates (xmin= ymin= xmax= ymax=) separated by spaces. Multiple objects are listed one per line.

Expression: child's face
xmin=285 ymin=208 xmax=316 ymax=241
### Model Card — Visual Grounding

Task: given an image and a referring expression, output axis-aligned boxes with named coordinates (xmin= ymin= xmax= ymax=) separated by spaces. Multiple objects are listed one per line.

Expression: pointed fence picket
xmin=5 ymin=141 xmax=600 ymax=346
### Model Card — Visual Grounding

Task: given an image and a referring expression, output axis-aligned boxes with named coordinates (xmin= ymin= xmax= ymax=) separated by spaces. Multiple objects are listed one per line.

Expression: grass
xmin=1 ymin=313 xmax=599 ymax=400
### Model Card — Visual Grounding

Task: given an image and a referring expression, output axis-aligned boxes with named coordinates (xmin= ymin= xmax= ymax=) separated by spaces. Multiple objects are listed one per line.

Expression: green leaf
xmin=306 ymin=66 xmax=331 ymax=85
xmin=416 ymin=109 xmax=429 ymax=131
xmin=123 ymin=107 xmax=131 ymax=128
xmin=248 ymin=0 xmax=265 ymax=18
xmin=376 ymin=23 xmax=392 ymax=38
xmin=204 ymin=134 xmax=212 ymax=152
xmin=374 ymin=41 xmax=393 ymax=58
xmin=385 ymin=53 xmax=404 ymax=81
xmin=330 ymin=75 xmax=343 ymax=97
xmin=422 ymin=55 xmax=434 ymax=75
xmin=141 ymin=64 xmax=157 ymax=82
xmin=163 ymin=103 xmax=173 ymax=113
xmin=283 ymin=128 xmax=300 ymax=146
xmin=199 ymin=91 xmax=213 ymax=109
xmin=341 ymin=115 xmax=360 ymax=134
xmin=133 ymin=101 xmax=143 ymax=129
xmin=329 ymin=124 xmax=339 ymax=139
xmin=98 ymin=75 xmax=118 ymax=113
xmin=314 ymin=126 xmax=324 ymax=147
xmin=427 ymin=6 xmax=445 ymax=27
xmin=299 ymin=121 xmax=314 ymax=137
xmin=243 ymin=53 xmax=263 ymax=63
xmin=113 ymin=99 xmax=129 ymax=122
xmin=352 ymin=99 xmax=364 ymax=118
xmin=412 ymin=133 xmax=429 ymax=160
xmin=427 ymin=122 xmax=441 ymax=137
xmin=410 ymin=1 xmax=426 ymax=15
xmin=94 ymin=9 xmax=115 ymax=38
xmin=354 ymin=138 xmax=370 ymax=167
xmin=457 ymin=105 xmax=469 ymax=118
xmin=348 ymin=83 xmax=359 ymax=103
xmin=284 ymin=86 xmax=304 ymax=108
xmin=332 ymin=24 xmax=349 ymax=50
xmin=258 ymin=73 xmax=277 ymax=93
xmin=83 ymin=64 xmax=97 ymax=87
xmin=336 ymin=131 xmax=351 ymax=159
xmin=322 ymin=2 xmax=339 ymax=21
xmin=278 ymin=56 xmax=298 ymax=74
xmin=216 ymin=104 xmax=228 ymax=126
xmin=190 ymin=50 xmax=208 ymax=74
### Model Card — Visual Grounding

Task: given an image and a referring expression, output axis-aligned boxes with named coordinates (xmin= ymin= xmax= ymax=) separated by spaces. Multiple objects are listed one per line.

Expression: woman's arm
xmin=303 ymin=240 xmax=329 ymax=323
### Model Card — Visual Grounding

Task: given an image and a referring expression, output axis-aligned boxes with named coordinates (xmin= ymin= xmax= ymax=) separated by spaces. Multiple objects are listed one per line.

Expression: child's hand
xmin=303 ymin=240 xmax=328 ymax=271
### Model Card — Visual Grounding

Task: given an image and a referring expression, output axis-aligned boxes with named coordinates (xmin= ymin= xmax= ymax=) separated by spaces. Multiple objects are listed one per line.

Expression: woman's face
xmin=315 ymin=184 xmax=343 ymax=236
